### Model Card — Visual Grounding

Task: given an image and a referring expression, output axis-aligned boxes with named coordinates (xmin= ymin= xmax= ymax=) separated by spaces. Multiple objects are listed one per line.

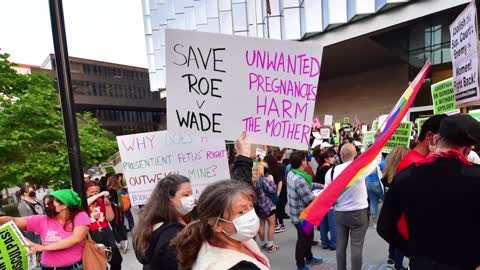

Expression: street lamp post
xmin=48 ymin=0 xmax=88 ymax=211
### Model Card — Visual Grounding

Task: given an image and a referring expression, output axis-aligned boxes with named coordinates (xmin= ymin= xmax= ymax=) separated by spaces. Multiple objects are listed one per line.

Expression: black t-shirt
xmin=266 ymin=163 xmax=286 ymax=195
xmin=377 ymin=158 xmax=480 ymax=269
xmin=314 ymin=164 xmax=331 ymax=185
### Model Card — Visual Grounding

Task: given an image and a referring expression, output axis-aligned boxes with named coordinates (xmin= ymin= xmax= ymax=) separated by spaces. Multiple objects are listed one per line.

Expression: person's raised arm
xmin=87 ymin=191 xmax=109 ymax=206
xmin=231 ymin=132 xmax=253 ymax=184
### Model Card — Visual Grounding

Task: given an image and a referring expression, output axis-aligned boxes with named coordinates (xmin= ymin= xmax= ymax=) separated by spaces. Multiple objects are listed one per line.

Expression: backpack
xmin=120 ymin=188 xmax=131 ymax=212
xmin=259 ymin=177 xmax=279 ymax=205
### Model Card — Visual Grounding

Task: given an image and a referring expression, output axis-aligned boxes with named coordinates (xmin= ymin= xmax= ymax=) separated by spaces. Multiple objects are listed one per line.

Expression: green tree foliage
xmin=0 ymin=53 xmax=118 ymax=190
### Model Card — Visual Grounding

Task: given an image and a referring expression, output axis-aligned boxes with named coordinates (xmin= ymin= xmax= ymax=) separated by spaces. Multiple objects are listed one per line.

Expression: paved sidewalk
xmin=122 ymin=221 xmax=403 ymax=269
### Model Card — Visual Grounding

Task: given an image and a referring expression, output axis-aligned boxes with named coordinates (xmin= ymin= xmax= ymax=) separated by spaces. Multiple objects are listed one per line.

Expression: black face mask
xmin=29 ymin=191 xmax=36 ymax=198
xmin=45 ymin=202 xmax=58 ymax=218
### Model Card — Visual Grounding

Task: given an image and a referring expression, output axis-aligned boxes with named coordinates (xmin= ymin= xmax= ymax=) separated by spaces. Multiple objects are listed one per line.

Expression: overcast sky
xmin=0 ymin=0 xmax=148 ymax=68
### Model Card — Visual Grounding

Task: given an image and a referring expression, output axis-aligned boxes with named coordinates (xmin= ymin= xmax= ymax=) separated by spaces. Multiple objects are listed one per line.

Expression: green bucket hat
xmin=51 ymin=189 xmax=82 ymax=208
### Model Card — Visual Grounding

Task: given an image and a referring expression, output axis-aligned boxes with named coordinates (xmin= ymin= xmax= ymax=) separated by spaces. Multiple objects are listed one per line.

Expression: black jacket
xmin=231 ymin=155 xmax=253 ymax=185
xmin=134 ymin=156 xmax=254 ymax=270
xmin=377 ymin=157 xmax=480 ymax=269
xmin=134 ymin=222 xmax=185 ymax=270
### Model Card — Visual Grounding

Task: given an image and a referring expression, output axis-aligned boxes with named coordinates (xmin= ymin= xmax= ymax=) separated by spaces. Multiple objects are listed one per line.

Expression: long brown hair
xmin=107 ymin=175 xmax=122 ymax=191
xmin=133 ymin=174 xmax=190 ymax=258
xmin=173 ymin=180 xmax=256 ymax=270
xmin=47 ymin=197 xmax=83 ymax=232
xmin=383 ymin=146 xmax=409 ymax=184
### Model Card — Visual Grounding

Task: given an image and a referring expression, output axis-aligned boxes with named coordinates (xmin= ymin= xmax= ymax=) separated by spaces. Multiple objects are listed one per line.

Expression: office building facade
xmin=143 ymin=0 xmax=474 ymax=123
xmin=40 ymin=55 xmax=166 ymax=135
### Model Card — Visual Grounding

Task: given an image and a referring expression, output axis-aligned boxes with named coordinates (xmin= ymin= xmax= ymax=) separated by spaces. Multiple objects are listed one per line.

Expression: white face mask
xmin=176 ymin=195 xmax=195 ymax=215
xmin=217 ymin=208 xmax=260 ymax=242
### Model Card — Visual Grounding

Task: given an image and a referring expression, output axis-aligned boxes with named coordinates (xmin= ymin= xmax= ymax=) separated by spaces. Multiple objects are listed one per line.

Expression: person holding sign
xmin=0 ymin=189 xmax=90 ymax=270
xmin=174 ymin=180 xmax=270 ymax=270
xmin=133 ymin=174 xmax=195 ymax=270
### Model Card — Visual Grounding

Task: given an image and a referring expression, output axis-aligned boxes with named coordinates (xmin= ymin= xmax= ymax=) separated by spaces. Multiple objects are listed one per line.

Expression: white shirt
xmin=325 ymin=155 xmax=381 ymax=212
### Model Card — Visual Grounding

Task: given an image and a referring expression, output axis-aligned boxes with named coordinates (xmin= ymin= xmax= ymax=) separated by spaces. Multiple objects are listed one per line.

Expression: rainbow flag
xmin=300 ymin=61 xmax=431 ymax=233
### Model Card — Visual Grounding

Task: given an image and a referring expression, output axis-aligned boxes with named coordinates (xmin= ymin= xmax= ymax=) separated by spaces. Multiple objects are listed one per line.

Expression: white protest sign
xmin=166 ymin=29 xmax=323 ymax=150
xmin=117 ymin=131 xmax=230 ymax=205
xmin=450 ymin=2 xmax=480 ymax=105
xmin=324 ymin=115 xmax=333 ymax=126
xmin=320 ymin=128 xmax=331 ymax=139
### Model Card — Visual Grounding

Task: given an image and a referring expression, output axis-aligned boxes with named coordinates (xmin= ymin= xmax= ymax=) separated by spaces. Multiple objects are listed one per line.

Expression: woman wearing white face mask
xmin=174 ymin=179 xmax=270 ymax=270
xmin=133 ymin=174 xmax=195 ymax=270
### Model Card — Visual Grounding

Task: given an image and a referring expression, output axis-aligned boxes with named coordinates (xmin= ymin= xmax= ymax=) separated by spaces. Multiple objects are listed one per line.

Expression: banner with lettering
xmin=166 ymin=29 xmax=323 ymax=150
xmin=431 ymin=78 xmax=458 ymax=114
xmin=0 ymin=221 xmax=29 ymax=270
xmin=116 ymin=131 xmax=230 ymax=206
xmin=450 ymin=1 xmax=480 ymax=105
xmin=383 ymin=122 xmax=413 ymax=153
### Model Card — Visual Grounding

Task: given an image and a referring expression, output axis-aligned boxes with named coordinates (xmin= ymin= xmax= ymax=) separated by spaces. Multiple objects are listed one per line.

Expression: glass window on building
xmin=408 ymin=13 xmax=457 ymax=68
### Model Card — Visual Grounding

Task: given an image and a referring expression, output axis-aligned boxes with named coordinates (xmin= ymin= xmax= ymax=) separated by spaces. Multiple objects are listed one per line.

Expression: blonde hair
xmin=251 ymin=162 xmax=264 ymax=185
xmin=383 ymin=146 xmax=409 ymax=184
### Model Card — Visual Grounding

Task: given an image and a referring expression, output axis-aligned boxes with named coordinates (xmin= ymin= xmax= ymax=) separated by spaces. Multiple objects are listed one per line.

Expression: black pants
xmin=276 ymin=194 xmax=287 ymax=225
xmin=111 ymin=206 xmax=128 ymax=242
xmin=294 ymin=223 xmax=314 ymax=268
xmin=91 ymin=227 xmax=123 ymax=270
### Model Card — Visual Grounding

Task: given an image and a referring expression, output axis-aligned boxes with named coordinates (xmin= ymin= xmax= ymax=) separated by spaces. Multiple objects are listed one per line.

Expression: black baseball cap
xmin=418 ymin=114 xmax=447 ymax=141
xmin=439 ymin=115 xmax=480 ymax=146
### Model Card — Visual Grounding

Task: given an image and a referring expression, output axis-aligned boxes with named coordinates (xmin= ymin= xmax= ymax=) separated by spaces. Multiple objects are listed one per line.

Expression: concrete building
xmin=142 ymin=0 xmax=473 ymax=123
xmin=38 ymin=55 xmax=166 ymax=135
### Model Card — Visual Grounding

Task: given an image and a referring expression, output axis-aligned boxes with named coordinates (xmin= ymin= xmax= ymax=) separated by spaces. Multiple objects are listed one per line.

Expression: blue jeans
xmin=319 ymin=209 xmax=336 ymax=248
xmin=366 ymin=181 xmax=383 ymax=218
xmin=124 ymin=208 xmax=135 ymax=231
xmin=388 ymin=244 xmax=404 ymax=268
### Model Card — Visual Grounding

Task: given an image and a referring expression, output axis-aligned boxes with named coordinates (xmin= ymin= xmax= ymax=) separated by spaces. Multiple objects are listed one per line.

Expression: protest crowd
xmin=2 ymin=3 xmax=480 ymax=270
xmin=0 ymin=112 xmax=480 ymax=270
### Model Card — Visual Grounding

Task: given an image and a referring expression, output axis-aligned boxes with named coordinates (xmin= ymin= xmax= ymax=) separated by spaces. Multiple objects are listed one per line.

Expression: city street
xmin=122 ymin=214 xmax=399 ymax=270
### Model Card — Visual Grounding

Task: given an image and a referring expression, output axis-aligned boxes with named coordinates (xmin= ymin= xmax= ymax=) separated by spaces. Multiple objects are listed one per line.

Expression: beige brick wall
xmin=314 ymin=63 xmax=408 ymax=125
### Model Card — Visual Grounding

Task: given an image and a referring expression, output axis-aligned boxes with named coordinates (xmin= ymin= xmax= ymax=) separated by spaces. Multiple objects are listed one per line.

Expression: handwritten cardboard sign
xmin=166 ymin=29 xmax=323 ymax=150
xmin=362 ymin=131 xmax=376 ymax=152
xmin=450 ymin=2 xmax=480 ymax=105
xmin=324 ymin=115 xmax=333 ymax=127
xmin=320 ymin=128 xmax=331 ymax=139
xmin=116 ymin=131 xmax=230 ymax=206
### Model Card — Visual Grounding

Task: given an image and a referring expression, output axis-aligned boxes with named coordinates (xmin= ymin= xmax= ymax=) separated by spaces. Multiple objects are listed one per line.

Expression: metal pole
xmin=48 ymin=0 xmax=88 ymax=211
xmin=252 ymin=0 xmax=258 ymax=37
